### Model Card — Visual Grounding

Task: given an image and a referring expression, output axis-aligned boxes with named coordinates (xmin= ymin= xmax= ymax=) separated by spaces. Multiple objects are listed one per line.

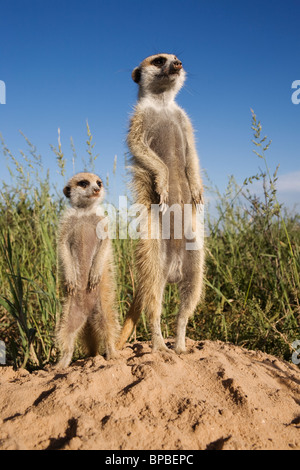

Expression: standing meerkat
xmin=56 ymin=172 xmax=120 ymax=368
xmin=118 ymin=53 xmax=205 ymax=354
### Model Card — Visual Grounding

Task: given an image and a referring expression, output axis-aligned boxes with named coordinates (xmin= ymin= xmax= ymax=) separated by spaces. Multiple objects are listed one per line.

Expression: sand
xmin=0 ymin=339 xmax=299 ymax=450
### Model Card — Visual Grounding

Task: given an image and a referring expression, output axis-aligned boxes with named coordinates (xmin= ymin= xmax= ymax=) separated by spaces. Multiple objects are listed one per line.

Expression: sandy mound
xmin=0 ymin=339 xmax=299 ymax=450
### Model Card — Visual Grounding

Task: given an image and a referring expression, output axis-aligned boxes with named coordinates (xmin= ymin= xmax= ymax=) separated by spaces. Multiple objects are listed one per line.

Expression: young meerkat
xmin=56 ymin=172 xmax=120 ymax=368
xmin=117 ymin=53 xmax=205 ymax=354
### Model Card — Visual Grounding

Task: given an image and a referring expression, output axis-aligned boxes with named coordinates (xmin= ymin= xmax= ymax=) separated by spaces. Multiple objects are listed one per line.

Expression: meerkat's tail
xmin=118 ymin=238 xmax=163 ymax=350
xmin=117 ymin=295 xmax=142 ymax=349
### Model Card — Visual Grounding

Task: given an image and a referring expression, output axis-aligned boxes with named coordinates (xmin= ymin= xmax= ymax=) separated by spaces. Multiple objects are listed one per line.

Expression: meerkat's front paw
xmin=191 ymin=189 xmax=203 ymax=205
xmin=65 ymin=280 xmax=78 ymax=296
xmin=155 ymin=174 xmax=169 ymax=213
xmin=88 ymin=273 xmax=101 ymax=291
xmin=191 ymin=188 xmax=204 ymax=213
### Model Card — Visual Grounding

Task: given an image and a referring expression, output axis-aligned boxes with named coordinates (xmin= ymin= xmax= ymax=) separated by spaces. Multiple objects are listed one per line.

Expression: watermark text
xmin=291 ymin=80 xmax=300 ymax=105
xmin=0 ymin=341 xmax=6 ymax=365
xmin=0 ymin=80 xmax=6 ymax=104
xmin=95 ymin=197 xmax=205 ymax=251
xmin=292 ymin=340 xmax=300 ymax=365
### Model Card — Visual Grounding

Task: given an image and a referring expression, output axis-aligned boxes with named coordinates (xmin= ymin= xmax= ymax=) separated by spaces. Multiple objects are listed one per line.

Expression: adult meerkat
xmin=118 ymin=53 xmax=205 ymax=354
xmin=56 ymin=172 xmax=120 ymax=368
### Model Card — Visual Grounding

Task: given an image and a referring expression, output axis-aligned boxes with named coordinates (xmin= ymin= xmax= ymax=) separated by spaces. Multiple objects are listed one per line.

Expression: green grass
xmin=0 ymin=111 xmax=299 ymax=369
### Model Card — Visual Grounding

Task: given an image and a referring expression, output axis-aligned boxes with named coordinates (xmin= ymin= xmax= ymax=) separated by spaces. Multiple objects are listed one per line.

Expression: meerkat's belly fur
xmin=142 ymin=107 xmax=192 ymax=204
xmin=133 ymin=106 xmax=197 ymax=284
xmin=67 ymin=214 xmax=101 ymax=290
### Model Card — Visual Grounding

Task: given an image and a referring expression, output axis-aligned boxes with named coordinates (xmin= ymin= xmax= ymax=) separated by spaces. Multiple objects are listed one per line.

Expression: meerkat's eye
xmin=96 ymin=180 xmax=102 ymax=188
xmin=151 ymin=57 xmax=167 ymax=67
xmin=77 ymin=180 xmax=90 ymax=189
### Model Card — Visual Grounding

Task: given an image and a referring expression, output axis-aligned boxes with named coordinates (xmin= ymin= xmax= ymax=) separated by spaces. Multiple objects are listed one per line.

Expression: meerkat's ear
xmin=132 ymin=67 xmax=141 ymax=84
xmin=63 ymin=185 xmax=71 ymax=198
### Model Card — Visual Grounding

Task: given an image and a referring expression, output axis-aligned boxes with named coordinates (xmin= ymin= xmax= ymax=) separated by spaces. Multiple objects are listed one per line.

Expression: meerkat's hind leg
xmin=147 ymin=279 xmax=169 ymax=352
xmin=87 ymin=308 xmax=119 ymax=360
xmin=174 ymin=268 xmax=204 ymax=354
xmin=80 ymin=319 xmax=100 ymax=357
xmin=117 ymin=293 xmax=143 ymax=349
xmin=57 ymin=336 xmax=76 ymax=369
xmin=56 ymin=302 xmax=87 ymax=368
xmin=102 ymin=312 xmax=119 ymax=360
xmin=118 ymin=238 xmax=169 ymax=353
xmin=118 ymin=279 xmax=168 ymax=352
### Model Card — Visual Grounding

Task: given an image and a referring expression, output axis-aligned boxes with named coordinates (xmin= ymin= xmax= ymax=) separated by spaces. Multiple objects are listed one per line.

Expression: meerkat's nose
xmin=173 ymin=60 xmax=182 ymax=70
xmin=93 ymin=186 xmax=101 ymax=194
xmin=169 ymin=60 xmax=183 ymax=74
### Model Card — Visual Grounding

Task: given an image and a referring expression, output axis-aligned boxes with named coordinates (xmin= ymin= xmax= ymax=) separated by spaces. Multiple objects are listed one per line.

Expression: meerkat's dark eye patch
xmin=96 ymin=180 xmax=102 ymax=188
xmin=77 ymin=180 xmax=90 ymax=188
xmin=151 ymin=57 xmax=167 ymax=67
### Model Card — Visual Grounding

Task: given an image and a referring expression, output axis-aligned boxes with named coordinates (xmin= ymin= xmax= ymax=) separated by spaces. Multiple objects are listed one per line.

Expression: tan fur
xmin=118 ymin=54 xmax=205 ymax=354
xmin=56 ymin=172 xmax=120 ymax=368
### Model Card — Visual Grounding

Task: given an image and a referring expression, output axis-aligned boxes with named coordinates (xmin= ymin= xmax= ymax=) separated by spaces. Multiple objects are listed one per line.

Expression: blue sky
xmin=0 ymin=0 xmax=299 ymax=210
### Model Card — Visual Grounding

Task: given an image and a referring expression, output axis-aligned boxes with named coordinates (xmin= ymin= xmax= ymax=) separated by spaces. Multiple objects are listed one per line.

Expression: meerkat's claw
xmin=66 ymin=282 xmax=77 ymax=296
xmin=88 ymin=274 xmax=101 ymax=291
xmin=159 ymin=202 xmax=168 ymax=215
xmin=191 ymin=189 xmax=204 ymax=209
xmin=196 ymin=202 xmax=204 ymax=214
xmin=159 ymin=190 xmax=169 ymax=215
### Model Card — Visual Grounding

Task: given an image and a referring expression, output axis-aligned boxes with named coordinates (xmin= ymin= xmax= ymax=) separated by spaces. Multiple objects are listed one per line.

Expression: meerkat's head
xmin=63 ymin=172 xmax=104 ymax=209
xmin=132 ymin=53 xmax=186 ymax=100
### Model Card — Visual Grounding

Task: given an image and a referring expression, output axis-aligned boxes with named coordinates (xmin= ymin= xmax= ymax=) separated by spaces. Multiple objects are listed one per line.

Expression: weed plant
xmin=0 ymin=112 xmax=299 ymax=369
